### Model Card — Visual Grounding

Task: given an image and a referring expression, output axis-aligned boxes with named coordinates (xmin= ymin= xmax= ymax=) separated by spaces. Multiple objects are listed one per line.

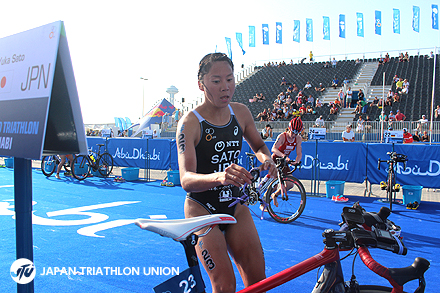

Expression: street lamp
xmin=140 ymin=77 xmax=148 ymax=117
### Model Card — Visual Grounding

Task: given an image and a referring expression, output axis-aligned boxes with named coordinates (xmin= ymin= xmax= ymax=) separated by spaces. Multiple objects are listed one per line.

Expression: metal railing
xmin=255 ymin=120 xmax=440 ymax=143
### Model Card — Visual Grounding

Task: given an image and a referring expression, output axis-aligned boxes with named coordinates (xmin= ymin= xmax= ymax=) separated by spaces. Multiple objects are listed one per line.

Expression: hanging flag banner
xmin=432 ymin=4 xmax=439 ymax=30
xmin=293 ymin=20 xmax=300 ymax=43
xmin=357 ymin=12 xmax=364 ymax=37
xmin=276 ymin=22 xmax=282 ymax=44
xmin=375 ymin=10 xmax=382 ymax=35
xmin=323 ymin=16 xmax=330 ymax=40
xmin=306 ymin=18 xmax=313 ymax=42
xmin=236 ymin=33 xmax=246 ymax=55
xmin=0 ymin=21 xmax=87 ymax=159
xmin=413 ymin=6 xmax=420 ymax=32
xmin=225 ymin=37 xmax=232 ymax=59
xmin=262 ymin=24 xmax=269 ymax=45
xmin=393 ymin=9 xmax=400 ymax=34
xmin=249 ymin=26 xmax=255 ymax=47
xmin=339 ymin=14 xmax=346 ymax=38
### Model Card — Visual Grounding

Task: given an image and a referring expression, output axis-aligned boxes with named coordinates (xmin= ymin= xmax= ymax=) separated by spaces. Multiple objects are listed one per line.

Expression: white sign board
xmin=384 ymin=130 xmax=403 ymax=143
xmin=309 ymin=127 xmax=326 ymax=140
xmin=0 ymin=21 xmax=87 ymax=159
xmin=142 ymin=129 xmax=153 ymax=139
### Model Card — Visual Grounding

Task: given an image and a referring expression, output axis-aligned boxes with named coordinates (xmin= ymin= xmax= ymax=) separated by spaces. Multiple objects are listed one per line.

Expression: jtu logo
xmin=10 ymin=258 xmax=36 ymax=284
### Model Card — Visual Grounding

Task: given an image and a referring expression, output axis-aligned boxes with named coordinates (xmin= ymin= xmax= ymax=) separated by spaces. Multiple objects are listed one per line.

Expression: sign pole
xmin=14 ymin=158 xmax=34 ymax=293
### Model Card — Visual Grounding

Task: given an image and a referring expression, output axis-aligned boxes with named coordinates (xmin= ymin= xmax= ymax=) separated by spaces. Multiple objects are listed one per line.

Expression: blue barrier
xmin=86 ymin=137 xmax=440 ymax=188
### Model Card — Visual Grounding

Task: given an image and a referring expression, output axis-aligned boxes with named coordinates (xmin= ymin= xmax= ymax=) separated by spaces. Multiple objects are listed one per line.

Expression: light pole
xmin=140 ymin=77 xmax=148 ymax=117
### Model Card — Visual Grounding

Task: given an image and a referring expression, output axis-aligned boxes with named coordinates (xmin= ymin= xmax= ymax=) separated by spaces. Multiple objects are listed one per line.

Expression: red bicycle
xmin=135 ymin=203 xmax=429 ymax=293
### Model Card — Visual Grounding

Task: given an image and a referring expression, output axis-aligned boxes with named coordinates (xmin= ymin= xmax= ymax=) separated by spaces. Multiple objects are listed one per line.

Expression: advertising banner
xmin=339 ymin=14 xmax=346 ymax=38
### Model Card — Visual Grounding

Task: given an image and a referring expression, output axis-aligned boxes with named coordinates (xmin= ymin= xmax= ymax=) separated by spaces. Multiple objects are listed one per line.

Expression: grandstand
xmin=233 ymin=54 xmax=440 ymax=126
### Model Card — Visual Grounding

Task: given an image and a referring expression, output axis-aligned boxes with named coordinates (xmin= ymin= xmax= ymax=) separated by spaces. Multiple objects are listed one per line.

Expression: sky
xmin=1 ymin=0 xmax=439 ymax=124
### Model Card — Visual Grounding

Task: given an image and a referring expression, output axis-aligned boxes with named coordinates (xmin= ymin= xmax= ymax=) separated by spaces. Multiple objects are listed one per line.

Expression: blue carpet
xmin=0 ymin=167 xmax=438 ymax=292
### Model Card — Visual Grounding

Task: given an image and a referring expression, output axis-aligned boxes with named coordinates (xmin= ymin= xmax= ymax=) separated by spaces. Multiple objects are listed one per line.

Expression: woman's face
xmin=199 ymin=61 xmax=235 ymax=107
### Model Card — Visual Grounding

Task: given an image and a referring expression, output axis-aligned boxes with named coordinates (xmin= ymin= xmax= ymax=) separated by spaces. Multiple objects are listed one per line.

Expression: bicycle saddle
xmin=135 ymin=214 xmax=236 ymax=241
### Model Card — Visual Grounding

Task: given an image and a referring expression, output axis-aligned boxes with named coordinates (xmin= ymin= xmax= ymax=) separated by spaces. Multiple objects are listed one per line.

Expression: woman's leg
xmin=185 ymin=199 xmax=236 ymax=293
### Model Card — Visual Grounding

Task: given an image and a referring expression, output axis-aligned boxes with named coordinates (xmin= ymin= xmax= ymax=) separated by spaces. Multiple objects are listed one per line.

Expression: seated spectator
xmin=287 ymin=84 xmax=294 ymax=93
xmin=315 ymin=98 xmax=322 ymax=107
xmin=356 ymin=116 xmax=364 ymax=132
xmin=403 ymin=52 xmax=409 ymax=62
xmin=323 ymin=61 xmax=330 ymax=68
xmin=393 ymin=75 xmax=400 ymax=83
xmin=305 ymin=105 xmax=313 ymax=114
xmin=399 ymin=85 xmax=409 ymax=95
xmin=307 ymin=95 xmax=314 ymax=106
xmin=378 ymin=112 xmax=387 ymax=121
xmin=256 ymin=109 xmax=268 ymax=121
xmin=342 ymin=124 xmax=355 ymax=142
xmin=377 ymin=98 xmax=384 ymax=108
xmin=435 ymin=105 xmax=440 ymax=121
xmin=334 ymin=98 xmax=341 ymax=107
xmin=280 ymin=77 xmax=287 ymax=86
xmin=384 ymin=53 xmax=390 ymax=63
xmin=395 ymin=109 xmax=406 ymax=121
xmin=396 ymin=78 xmax=404 ymax=92
xmin=299 ymin=104 xmax=307 ymax=115
xmin=315 ymin=83 xmax=325 ymax=92
xmin=388 ymin=111 xmax=395 ymax=121
xmin=292 ymin=84 xmax=299 ymax=93
xmin=303 ymin=81 xmax=312 ymax=90
xmin=398 ymin=53 xmax=404 ymax=62
xmin=421 ymin=131 xmax=430 ymax=142
xmin=378 ymin=57 xmax=384 ymax=65
xmin=359 ymin=99 xmax=368 ymax=114
xmin=343 ymin=77 xmax=350 ymax=85
xmin=364 ymin=115 xmax=372 ymax=132
xmin=257 ymin=93 xmax=266 ymax=102
xmin=331 ymin=77 xmax=339 ymax=89
xmin=372 ymin=96 xmax=379 ymax=107
xmin=285 ymin=95 xmax=293 ymax=105
xmin=315 ymin=115 xmax=325 ymax=127
xmin=355 ymin=58 xmax=361 ymax=65
xmin=358 ymin=89 xmax=365 ymax=101
xmin=353 ymin=101 xmax=363 ymax=114
xmin=418 ymin=115 xmax=429 ymax=131
xmin=385 ymin=95 xmax=393 ymax=106
xmin=403 ymin=128 xmax=413 ymax=143
xmin=428 ymin=51 xmax=434 ymax=59
xmin=329 ymin=103 xmax=339 ymax=115
xmin=412 ymin=130 xmax=421 ymax=142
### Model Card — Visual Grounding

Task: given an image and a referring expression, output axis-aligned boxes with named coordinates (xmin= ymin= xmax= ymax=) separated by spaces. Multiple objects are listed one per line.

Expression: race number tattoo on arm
xmin=178 ymin=133 xmax=186 ymax=154
xmin=201 ymin=249 xmax=216 ymax=270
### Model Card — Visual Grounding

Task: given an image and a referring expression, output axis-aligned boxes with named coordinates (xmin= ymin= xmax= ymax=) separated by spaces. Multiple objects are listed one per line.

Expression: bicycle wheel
xmin=41 ymin=156 xmax=57 ymax=177
xmin=71 ymin=155 xmax=91 ymax=180
xmin=265 ymin=175 xmax=306 ymax=223
xmin=97 ymin=153 xmax=114 ymax=177
xmin=387 ymin=170 xmax=394 ymax=211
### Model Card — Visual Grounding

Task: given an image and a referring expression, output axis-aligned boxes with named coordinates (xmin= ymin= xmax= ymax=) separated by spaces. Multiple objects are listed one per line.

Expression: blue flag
xmin=236 ymin=33 xmax=246 ymax=55
xmin=323 ymin=16 xmax=330 ymax=40
xmin=293 ymin=20 xmax=300 ymax=43
xmin=433 ymin=4 xmax=439 ymax=30
xmin=249 ymin=26 xmax=255 ymax=47
xmin=375 ymin=10 xmax=381 ymax=35
xmin=393 ymin=9 xmax=400 ymax=34
xmin=357 ymin=12 xmax=364 ymax=37
xmin=413 ymin=6 xmax=420 ymax=33
xmin=225 ymin=37 xmax=232 ymax=59
xmin=262 ymin=24 xmax=269 ymax=45
xmin=339 ymin=14 xmax=345 ymax=38
xmin=276 ymin=22 xmax=282 ymax=44
xmin=306 ymin=18 xmax=313 ymax=42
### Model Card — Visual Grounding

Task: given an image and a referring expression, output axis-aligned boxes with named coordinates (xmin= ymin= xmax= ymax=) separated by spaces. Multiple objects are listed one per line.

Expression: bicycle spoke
xmin=41 ymin=156 xmax=56 ymax=177
xmin=72 ymin=155 xmax=90 ymax=180
xmin=97 ymin=153 xmax=114 ymax=177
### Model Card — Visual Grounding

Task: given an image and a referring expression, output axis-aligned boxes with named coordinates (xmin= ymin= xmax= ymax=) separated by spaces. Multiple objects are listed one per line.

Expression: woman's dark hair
xmin=198 ymin=53 xmax=234 ymax=82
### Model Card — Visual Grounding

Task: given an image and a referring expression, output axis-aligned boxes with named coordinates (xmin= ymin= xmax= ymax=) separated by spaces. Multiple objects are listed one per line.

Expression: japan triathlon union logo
xmin=10 ymin=258 xmax=36 ymax=284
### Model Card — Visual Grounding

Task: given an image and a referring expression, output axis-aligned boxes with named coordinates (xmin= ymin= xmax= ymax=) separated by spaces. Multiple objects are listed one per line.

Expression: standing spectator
xmin=173 ymin=108 xmax=180 ymax=125
xmin=421 ymin=131 xmax=430 ymax=142
xmin=309 ymin=51 xmax=313 ymax=62
xmin=388 ymin=111 xmax=395 ymax=121
xmin=346 ymin=87 xmax=353 ymax=108
xmin=403 ymin=128 xmax=413 ymax=144
xmin=342 ymin=125 xmax=355 ymax=142
xmin=343 ymin=77 xmax=350 ymax=85
xmin=331 ymin=57 xmax=337 ymax=68
xmin=418 ymin=115 xmax=428 ymax=131
xmin=395 ymin=110 xmax=406 ymax=121
xmin=261 ymin=124 xmax=273 ymax=140
xmin=338 ymin=89 xmax=344 ymax=102
xmin=379 ymin=112 xmax=387 ymax=122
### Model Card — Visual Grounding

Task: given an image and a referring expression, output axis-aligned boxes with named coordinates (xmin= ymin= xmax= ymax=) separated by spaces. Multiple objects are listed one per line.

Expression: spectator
xmin=331 ymin=58 xmax=337 ymax=68
xmin=152 ymin=129 xmax=159 ymax=139
xmin=258 ymin=93 xmax=266 ymax=102
xmin=421 ymin=131 xmax=430 ymax=142
xmin=307 ymin=95 xmax=314 ymax=106
xmin=303 ymin=81 xmax=312 ymax=90
xmin=299 ymin=104 xmax=307 ymax=115
xmin=396 ymin=78 xmax=404 ymax=92
xmin=342 ymin=125 xmax=355 ymax=142
xmin=337 ymin=89 xmax=344 ymax=102
xmin=329 ymin=103 xmax=339 ymax=115
xmin=435 ymin=105 xmax=440 ymax=121
xmin=372 ymin=96 xmax=380 ymax=107
xmin=315 ymin=98 xmax=322 ymax=107
xmin=315 ymin=115 xmax=325 ymax=127
xmin=286 ymin=84 xmax=294 ymax=93
xmin=305 ymin=105 xmax=313 ymax=114
xmin=428 ymin=51 xmax=434 ymax=59
xmin=364 ymin=115 xmax=372 ymax=132
xmin=412 ymin=130 xmax=421 ymax=142
xmin=343 ymin=77 xmax=350 ymax=85
xmin=256 ymin=109 xmax=268 ymax=121
xmin=323 ymin=61 xmax=330 ymax=68
xmin=398 ymin=53 xmax=404 ymax=62
xmin=334 ymin=98 xmax=341 ymax=107
xmin=280 ymin=77 xmax=287 ymax=86
xmin=331 ymin=77 xmax=339 ymax=89
xmin=356 ymin=116 xmax=364 ymax=132
xmin=385 ymin=95 xmax=393 ymax=106
xmin=309 ymin=51 xmax=313 ymax=62
xmin=388 ymin=111 xmax=395 ymax=121
xmin=392 ymin=92 xmax=400 ymax=103
xmin=377 ymin=98 xmax=384 ymax=108
xmin=403 ymin=52 xmax=409 ymax=62
xmin=345 ymin=87 xmax=353 ymax=108
xmin=315 ymin=83 xmax=325 ymax=93
xmin=384 ymin=53 xmax=390 ymax=63
xmin=418 ymin=115 xmax=428 ymax=131
xmin=261 ymin=124 xmax=273 ymax=140
xmin=358 ymin=89 xmax=365 ymax=101
xmin=379 ymin=112 xmax=387 ymax=121
xmin=355 ymin=58 xmax=361 ymax=65
xmin=395 ymin=109 xmax=406 ymax=121
xmin=403 ymin=128 xmax=413 ymax=144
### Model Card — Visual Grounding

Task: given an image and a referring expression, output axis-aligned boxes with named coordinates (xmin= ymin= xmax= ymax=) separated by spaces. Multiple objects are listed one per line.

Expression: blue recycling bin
xmin=402 ymin=185 xmax=423 ymax=205
xmin=325 ymin=181 xmax=345 ymax=199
